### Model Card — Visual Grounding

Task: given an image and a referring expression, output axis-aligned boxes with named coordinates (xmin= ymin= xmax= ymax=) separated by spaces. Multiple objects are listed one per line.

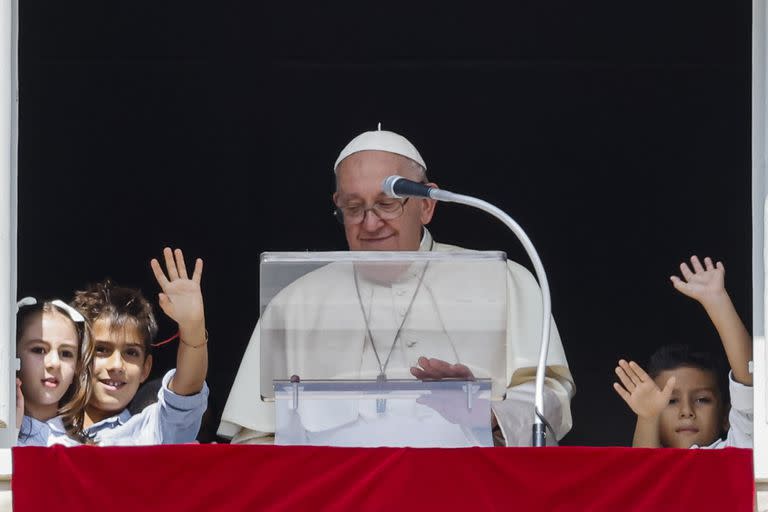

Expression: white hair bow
xmin=16 ymin=296 xmax=85 ymax=323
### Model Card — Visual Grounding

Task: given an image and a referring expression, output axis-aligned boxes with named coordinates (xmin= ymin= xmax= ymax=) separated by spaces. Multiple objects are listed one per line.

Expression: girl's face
xmin=18 ymin=311 xmax=79 ymax=419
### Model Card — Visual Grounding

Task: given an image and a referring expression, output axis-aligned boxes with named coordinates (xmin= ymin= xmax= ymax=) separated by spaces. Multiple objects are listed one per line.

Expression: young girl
xmin=51 ymin=247 xmax=209 ymax=445
xmin=15 ymin=298 xmax=89 ymax=446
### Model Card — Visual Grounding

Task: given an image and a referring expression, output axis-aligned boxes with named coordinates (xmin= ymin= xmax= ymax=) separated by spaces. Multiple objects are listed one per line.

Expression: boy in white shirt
xmin=613 ymin=255 xmax=753 ymax=449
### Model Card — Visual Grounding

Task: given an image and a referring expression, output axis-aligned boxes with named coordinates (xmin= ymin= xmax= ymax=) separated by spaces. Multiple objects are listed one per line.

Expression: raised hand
xmin=671 ymin=255 xmax=752 ymax=386
xmin=152 ymin=248 xmax=208 ymax=396
xmin=613 ymin=360 xmax=675 ymax=419
xmin=150 ymin=248 xmax=205 ymax=330
xmin=670 ymin=255 xmax=726 ymax=307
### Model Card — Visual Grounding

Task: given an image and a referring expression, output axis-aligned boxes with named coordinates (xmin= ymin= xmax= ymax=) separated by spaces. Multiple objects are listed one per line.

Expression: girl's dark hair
xmin=16 ymin=300 xmax=91 ymax=443
xmin=647 ymin=344 xmax=730 ymax=410
xmin=61 ymin=279 xmax=158 ymax=442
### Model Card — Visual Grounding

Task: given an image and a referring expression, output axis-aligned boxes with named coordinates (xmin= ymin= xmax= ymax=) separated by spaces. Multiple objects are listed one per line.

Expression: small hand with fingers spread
xmin=150 ymin=248 xmax=205 ymax=330
xmin=613 ymin=360 xmax=675 ymax=420
xmin=151 ymin=247 xmax=208 ymax=396
xmin=670 ymin=255 xmax=726 ymax=307
xmin=670 ymin=254 xmax=752 ymax=386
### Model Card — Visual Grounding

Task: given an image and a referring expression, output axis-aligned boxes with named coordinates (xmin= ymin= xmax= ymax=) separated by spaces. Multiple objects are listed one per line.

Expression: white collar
xmin=85 ymin=409 xmax=133 ymax=432
xmin=419 ymin=228 xmax=434 ymax=252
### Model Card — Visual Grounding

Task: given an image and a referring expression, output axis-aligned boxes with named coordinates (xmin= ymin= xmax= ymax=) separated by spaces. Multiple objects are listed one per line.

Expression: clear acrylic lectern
xmin=260 ymin=251 xmax=508 ymax=447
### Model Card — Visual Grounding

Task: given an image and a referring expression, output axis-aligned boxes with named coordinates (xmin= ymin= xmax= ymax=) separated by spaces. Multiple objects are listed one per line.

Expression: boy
xmin=54 ymin=247 xmax=209 ymax=445
xmin=613 ymin=255 xmax=753 ymax=448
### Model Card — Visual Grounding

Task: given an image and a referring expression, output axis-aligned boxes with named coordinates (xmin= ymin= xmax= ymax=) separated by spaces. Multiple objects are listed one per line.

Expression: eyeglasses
xmin=334 ymin=198 xmax=411 ymax=225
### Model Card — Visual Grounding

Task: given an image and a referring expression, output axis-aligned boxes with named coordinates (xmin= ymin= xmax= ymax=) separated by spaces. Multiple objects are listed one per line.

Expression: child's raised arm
xmin=150 ymin=247 xmax=208 ymax=396
xmin=670 ymin=256 xmax=752 ymax=385
xmin=613 ymin=359 xmax=675 ymax=447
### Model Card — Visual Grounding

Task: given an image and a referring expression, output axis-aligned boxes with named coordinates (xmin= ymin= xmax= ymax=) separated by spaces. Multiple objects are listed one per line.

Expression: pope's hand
xmin=410 ymin=356 xmax=474 ymax=380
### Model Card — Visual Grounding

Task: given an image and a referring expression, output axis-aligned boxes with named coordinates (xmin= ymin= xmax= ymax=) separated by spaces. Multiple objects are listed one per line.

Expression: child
xmin=53 ymin=247 xmax=209 ymax=445
xmin=15 ymin=298 xmax=89 ymax=446
xmin=613 ymin=255 xmax=753 ymax=448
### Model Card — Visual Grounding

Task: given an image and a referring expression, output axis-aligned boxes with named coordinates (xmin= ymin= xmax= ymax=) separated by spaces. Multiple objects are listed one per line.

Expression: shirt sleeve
xmin=498 ymin=260 xmax=575 ymax=445
xmin=218 ymin=324 xmax=276 ymax=439
xmin=492 ymin=378 xmax=573 ymax=446
xmin=154 ymin=369 xmax=210 ymax=444
xmin=17 ymin=416 xmax=44 ymax=447
xmin=230 ymin=429 xmax=275 ymax=445
xmin=722 ymin=370 xmax=753 ymax=449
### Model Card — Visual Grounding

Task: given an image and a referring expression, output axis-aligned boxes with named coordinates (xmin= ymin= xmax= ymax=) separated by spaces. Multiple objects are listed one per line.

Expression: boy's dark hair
xmin=647 ymin=344 xmax=730 ymax=407
xmin=72 ymin=278 xmax=158 ymax=354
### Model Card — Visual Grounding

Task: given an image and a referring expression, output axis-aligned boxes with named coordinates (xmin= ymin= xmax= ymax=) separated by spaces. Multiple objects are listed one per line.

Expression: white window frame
xmin=754 ymin=0 xmax=768 ymax=488
xmin=0 ymin=0 xmax=18 ymax=490
xmin=0 ymin=0 xmax=17 ymax=452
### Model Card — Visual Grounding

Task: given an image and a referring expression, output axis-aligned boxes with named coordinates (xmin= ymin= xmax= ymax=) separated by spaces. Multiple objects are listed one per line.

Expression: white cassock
xmin=218 ymin=229 xmax=575 ymax=446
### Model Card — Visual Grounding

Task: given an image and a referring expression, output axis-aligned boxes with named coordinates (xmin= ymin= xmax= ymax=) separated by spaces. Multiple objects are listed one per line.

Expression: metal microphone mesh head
xmin=382 ymin=175 xmax=403 ymax=198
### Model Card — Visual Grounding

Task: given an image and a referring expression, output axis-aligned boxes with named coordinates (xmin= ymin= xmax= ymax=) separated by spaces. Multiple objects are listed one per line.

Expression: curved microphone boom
xmin=382 ymin=175 xmax=554 ymax=447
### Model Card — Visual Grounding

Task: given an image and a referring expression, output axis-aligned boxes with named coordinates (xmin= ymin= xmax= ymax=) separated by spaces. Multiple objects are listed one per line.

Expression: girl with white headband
xmin=15 ymin=297 xmax=89 ymax=446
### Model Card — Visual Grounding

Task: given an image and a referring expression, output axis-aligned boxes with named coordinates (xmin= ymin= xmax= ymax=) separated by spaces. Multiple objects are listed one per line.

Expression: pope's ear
xmin=420 ymin=183 xmax=438 ymax=225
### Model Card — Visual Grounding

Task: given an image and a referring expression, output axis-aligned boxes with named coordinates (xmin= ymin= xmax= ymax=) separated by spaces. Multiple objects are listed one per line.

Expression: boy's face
xmin=88 ymin=319 xmax=152 ymax=418
xmin=654 ymin=366 xmax=726 ymax=448
xmin=18 ymin=312 xmax=78 ymax=414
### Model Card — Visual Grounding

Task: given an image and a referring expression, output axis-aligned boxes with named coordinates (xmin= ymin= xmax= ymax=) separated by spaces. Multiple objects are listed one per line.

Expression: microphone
xmin=382 ymin=176 xmax=455 ymax=202
xmin=383 ymin=173 xmax=554 ymax=447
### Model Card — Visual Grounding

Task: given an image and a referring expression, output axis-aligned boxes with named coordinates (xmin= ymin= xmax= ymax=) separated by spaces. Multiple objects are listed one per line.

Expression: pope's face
xmin=334 ymin=150 xmax=437 ymax=252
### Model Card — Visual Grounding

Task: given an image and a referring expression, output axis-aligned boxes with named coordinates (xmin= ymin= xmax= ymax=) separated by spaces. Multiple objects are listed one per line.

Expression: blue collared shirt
xmin=17 ymin=415 xmax=55 ymax=446
xmin=49 ymin=369 xmax=209 ymax=446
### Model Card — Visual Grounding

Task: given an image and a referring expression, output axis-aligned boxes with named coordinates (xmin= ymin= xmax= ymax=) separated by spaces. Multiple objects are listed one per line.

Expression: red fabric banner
xmin=12 ymin=445 xmax=753 ymax=511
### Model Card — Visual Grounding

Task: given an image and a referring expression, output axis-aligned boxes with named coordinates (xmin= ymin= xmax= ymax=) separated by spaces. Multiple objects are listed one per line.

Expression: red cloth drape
xmin=12 ymin=445 xmax=754 ymax=511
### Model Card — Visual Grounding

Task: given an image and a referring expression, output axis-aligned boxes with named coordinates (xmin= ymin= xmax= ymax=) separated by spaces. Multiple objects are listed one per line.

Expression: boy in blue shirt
xmin=53 ymin=247 xmax=209 ymax=445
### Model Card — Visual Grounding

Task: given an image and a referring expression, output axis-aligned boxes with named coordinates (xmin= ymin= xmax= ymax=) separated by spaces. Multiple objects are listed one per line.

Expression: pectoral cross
xmin=376 ymin=373 xmax=387 ymax=414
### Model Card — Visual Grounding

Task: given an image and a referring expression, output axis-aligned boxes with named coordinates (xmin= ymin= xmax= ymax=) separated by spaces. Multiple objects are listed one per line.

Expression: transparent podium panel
xmin=274 ymin=379 xmax=493 ymax=447
xmin=260 ymin=250 xmax=507 ymax=446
